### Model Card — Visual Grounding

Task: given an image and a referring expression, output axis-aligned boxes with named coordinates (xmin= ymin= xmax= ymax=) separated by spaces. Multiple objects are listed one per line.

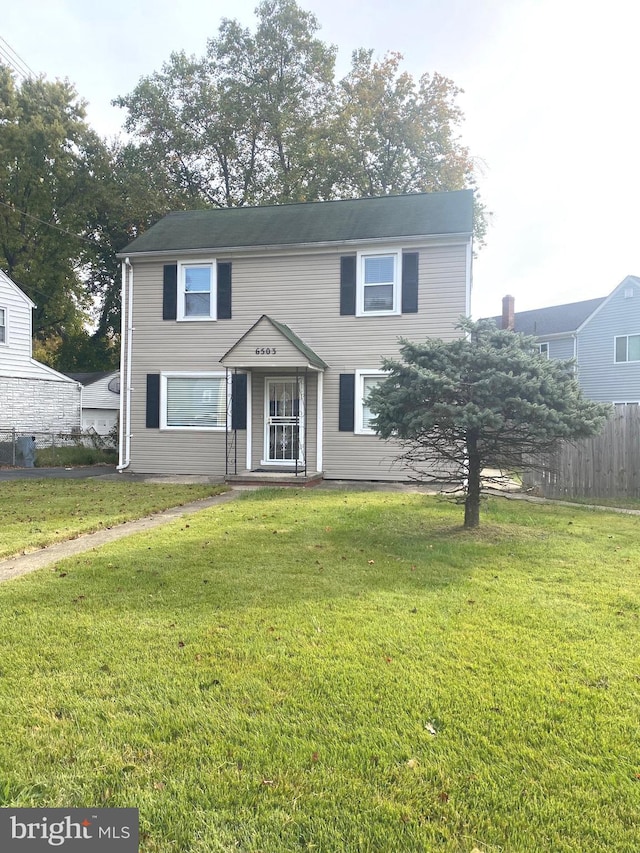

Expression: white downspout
xmin=116 ymin=257 xmax=133 ymax=471
xmin=316 ymin=370 xmax=323 ymax=473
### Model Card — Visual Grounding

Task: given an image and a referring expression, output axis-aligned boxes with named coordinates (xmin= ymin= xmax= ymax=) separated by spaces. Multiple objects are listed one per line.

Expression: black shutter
xmin=146 ymin=374 xmax=160 ymax=428
xmin=340 ymin=255 xmax=356 ymax=316
xmin=217 ymin=262 xmax=232 ymax=319
xmin=338 ymin=374 xmax=355 ymax=431
xmin=231 ymin=373 xmax=247 ymax=430
xmin=163 ymin=264 xmax=177 ymax=320
xmin=401 ymin=252 xmax=419 ymax=314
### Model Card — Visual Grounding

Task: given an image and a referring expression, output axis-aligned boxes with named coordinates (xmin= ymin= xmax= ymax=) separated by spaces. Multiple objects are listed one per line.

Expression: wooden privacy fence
xmin=522 ymin=406 xmax=640 ymax=499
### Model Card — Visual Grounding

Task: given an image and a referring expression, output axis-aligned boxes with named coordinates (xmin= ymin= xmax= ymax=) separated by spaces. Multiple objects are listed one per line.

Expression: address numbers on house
xmin=255 ymin=347 xmax=277 ymax=355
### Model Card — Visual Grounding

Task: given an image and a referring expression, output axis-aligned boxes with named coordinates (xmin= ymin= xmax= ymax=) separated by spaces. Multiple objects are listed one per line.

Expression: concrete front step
xmin=225 ymin=470 xmax=323 ymax=487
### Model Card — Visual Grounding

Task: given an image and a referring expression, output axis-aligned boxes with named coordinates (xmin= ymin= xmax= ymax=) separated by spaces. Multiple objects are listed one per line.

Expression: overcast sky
xmin=3 ymin=0 xmax=639 ymax=318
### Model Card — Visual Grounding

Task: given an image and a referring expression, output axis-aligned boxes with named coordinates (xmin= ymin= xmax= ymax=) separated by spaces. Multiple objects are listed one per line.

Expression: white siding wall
xmin=82 ymin=373 xmax=120 ymax=409
xmin=83 ymin=408 xmax=118 ymax=435
xmin=0 ymin=273 xmax=81 ymax=431
xmin=0 ymin=272 xmax=32 ymax=367
xmin=125 ymin=241 xmax=469 ymax=478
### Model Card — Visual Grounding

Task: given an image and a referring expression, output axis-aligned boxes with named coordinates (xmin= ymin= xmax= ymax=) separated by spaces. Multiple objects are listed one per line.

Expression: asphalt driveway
xmin=0 ymin=465 xmax=118 ymax=480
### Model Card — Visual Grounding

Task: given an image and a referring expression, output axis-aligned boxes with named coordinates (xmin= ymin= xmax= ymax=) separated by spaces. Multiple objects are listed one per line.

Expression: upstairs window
xmin=615 ymin=334 xmax=640 ymax=363
xmin=0 ymin=307 xmax=5 ymax=343
xmin=356 ymin=251 xmax=401 ymax=316
xmin=178 ymin=262 xmax=216 ymax=320
xmin=538 ymin=342 xmax=549 ymax=358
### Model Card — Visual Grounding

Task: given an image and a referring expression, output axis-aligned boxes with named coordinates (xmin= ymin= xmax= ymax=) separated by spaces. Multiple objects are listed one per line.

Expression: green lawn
xmin=0 ymin=480 xmax=228 ymax=559
xmin=0 ymin=489 xmax=639 ymax=852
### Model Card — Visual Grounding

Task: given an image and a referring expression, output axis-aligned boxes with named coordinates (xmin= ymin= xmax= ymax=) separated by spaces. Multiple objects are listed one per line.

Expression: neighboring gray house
xmin=117 ymin=191 xmax=474 ymax=481
xmin=493 ymin=275 xmax=640 ymax=404
xmin=0 ymin=270 xmax=81 ymax=433
xmin=68 ymin=370 xmax=120 ymax=436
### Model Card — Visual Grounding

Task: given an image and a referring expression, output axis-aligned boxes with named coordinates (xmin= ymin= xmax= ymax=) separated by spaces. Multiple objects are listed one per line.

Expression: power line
xmin=0 ymin=199 xmax=95 ymax=245
xmin=0 ymin=36 xmax=36 ymax=80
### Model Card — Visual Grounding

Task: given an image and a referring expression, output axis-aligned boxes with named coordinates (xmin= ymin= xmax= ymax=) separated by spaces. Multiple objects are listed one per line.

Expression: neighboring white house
xmin=67 ymin=371 xmax=120 ymax=436
xmin=0 ymin=270 xmax=81 ymax=432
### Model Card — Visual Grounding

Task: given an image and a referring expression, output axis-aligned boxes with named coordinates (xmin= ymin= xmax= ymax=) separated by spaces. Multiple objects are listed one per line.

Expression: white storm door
xmin=264 ymin=378 xmax=304 ymax=464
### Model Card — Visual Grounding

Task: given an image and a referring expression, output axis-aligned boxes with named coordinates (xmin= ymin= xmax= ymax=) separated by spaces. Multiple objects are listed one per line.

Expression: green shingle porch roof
xmin=220 ymin=315 xmax=327 ymax=370
xmin=119 ymin=190 xmax=474 ymax=256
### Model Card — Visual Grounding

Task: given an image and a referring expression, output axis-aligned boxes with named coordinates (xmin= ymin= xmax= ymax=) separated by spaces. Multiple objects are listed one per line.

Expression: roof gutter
xmin=115 ymin=232 xmax=473 ymax=260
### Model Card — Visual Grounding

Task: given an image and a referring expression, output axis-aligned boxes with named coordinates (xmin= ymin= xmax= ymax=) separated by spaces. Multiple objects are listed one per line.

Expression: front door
xmin=264 ymin=378 xmax=304 ymax=464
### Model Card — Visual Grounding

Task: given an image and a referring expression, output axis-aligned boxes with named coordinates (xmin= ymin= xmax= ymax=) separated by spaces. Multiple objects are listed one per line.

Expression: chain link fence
xmin=0 ymin=428 xmax=117 ymax=468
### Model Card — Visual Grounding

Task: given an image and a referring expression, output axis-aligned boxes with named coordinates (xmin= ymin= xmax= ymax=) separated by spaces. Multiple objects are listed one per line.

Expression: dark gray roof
xmin=66 ymin=371 xmax=117 ymax=386
xmin=488 ymin=297 xmax=606 ymax=336
xmin=119 ymin=190 xmax=474 ymax=256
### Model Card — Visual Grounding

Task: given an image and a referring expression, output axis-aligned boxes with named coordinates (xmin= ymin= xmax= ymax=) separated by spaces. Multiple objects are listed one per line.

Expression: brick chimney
xmin=502 ymin=294 xmax=515 ymax=331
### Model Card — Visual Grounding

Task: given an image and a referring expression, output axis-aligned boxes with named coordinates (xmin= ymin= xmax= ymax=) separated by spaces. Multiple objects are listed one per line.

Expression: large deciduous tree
xmin=0 ymin=66 xmax=182 ymax=371
xmin=115 ymin=0 xmax=337 ymax=208
xmin=368 ymin=320 xmax=610 ymax=528
xmin=0 ymin=66 xmax=120 ymax=369
xmin=0 ymin=68 xmax=96 ymax=336
xmin=115 ymin=0 xmax=485 ymax=237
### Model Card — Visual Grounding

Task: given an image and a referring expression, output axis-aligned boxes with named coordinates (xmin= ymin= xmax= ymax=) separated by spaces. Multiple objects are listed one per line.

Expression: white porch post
xmin=245 ymin=371 xmax=252 ymax=471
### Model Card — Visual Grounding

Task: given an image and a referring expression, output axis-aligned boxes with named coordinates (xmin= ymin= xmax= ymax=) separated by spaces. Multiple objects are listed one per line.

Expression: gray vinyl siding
xmin=577 ymin=285 xmax=640 ymax=402
xmin=544 ymin=336 xmax=574 ymax=361
xmin=126 ymin=240 xmax=469 ymax=478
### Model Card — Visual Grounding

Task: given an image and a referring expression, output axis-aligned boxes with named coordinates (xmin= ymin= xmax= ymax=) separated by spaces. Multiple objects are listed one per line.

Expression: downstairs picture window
xmin=161 ymin=373 xmax=226 ymax=429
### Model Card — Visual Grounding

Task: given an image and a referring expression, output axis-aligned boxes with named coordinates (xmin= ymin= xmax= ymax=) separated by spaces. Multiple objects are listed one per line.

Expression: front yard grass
xmin=0 ymin=489 xmax=639 ymax=851
xmin=0 ymin=480 xmax=228 ymax=559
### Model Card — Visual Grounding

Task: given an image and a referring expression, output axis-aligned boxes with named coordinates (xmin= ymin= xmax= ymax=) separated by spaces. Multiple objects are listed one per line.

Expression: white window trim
xmin=160 ymin=371 xmax=228 ymax=430
xmin=356 ymin=248 xmax=402 ymax=317
xmin=355 ymin=369 xmax=387 ymax=435
xmin=177 ymin=260 xmax=217 ymax=321
xmin=538 ymin=342 xmax=549 ymax=358
xmin=614 ymin=334 xmax=640 ymax=364
xmin=0 ymin=305 xmax=7 ymax=345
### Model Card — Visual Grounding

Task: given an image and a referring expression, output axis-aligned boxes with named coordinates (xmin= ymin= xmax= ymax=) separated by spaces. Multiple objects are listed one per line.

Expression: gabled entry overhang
xmin=220 ymin=315 xmax=327 ymax=371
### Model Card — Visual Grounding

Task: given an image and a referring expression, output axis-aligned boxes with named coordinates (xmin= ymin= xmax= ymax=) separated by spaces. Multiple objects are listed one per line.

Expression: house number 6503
xmin=255 ymin=347 xmax=276 ymax=355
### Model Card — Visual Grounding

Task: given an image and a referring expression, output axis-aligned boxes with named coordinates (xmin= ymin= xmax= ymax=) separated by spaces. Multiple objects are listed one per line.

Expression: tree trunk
xmin=464 ymin=434 xmax=482 ymax=529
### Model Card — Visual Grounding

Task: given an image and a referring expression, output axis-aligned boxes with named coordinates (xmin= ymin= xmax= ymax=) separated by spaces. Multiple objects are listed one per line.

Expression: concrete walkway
xmin=2 ymin=468 xmax=637 ymax=584
xmin=0 ymin=489 xmax=243 ymax=583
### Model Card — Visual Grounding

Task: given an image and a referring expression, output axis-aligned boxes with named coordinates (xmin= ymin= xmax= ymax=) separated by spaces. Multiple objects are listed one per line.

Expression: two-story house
xmin=494 ymin=275 xmax=640 ymax=405
xmin=0 ymin=270 xmax=81 ymax=433
xmin=117 ymin=191 xmax=474 ymax=481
